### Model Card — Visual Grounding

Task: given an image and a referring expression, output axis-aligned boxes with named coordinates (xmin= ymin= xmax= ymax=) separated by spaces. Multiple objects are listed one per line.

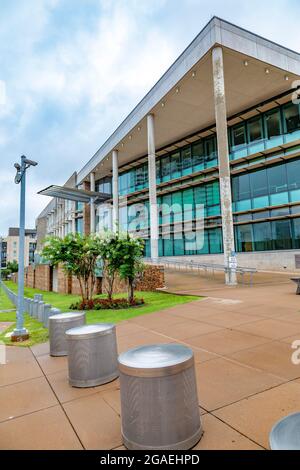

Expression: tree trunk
xmin=128 ymin=280 xmax=134 ymax=303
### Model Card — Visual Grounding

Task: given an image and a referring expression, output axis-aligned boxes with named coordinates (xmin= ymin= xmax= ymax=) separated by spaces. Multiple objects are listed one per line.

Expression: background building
xmin=1 ymin=228 xmax=37 ymax=268
xmin=36 ymin=17 xmax=300 ymax=276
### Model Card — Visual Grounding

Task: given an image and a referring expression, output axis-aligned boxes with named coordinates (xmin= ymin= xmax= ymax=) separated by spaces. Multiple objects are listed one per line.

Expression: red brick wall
xmin=34 ymin=265 xmax=51 ymax=291
xmin=102 ymin=265 xmax=165 ymax=295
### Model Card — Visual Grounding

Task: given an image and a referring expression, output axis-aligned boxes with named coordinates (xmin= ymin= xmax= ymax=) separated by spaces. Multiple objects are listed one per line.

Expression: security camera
xmin=14 ymin=163 xmax=21 ymax=171
xmin=24 ymin=158 xmax=38 ymax=167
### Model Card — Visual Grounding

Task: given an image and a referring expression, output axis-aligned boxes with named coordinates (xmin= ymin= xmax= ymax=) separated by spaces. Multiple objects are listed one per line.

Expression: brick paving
xmin=0 ymin=271 xmax=300 ymax=449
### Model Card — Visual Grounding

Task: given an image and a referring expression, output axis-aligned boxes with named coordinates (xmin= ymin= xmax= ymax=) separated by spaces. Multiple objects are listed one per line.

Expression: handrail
xmin=143 ymin=258 xmax=257 ymax=286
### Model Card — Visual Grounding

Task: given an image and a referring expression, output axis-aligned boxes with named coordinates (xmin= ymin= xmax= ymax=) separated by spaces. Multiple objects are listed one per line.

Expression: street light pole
xmin=12 ymin=155 xmax=37 ymax=342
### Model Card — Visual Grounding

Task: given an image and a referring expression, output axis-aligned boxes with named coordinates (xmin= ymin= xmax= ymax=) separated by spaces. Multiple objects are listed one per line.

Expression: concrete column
xmin=112 ymin=150 xmax=119 ymax=232
xmin=212 ymin=47 xmax=237 ymax=285
xmin=90 ymin=172 xmax=96 ymax=233
xmin=147 ymin=114 xmax=159 ymax=259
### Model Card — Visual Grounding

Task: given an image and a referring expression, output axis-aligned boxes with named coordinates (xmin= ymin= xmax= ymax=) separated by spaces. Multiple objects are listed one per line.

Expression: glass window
xmin=248 ymin=116 xmax=263 ymax=142
xmin=250 ymin=169 xmax=268 ymax=197
xmin=161 ymin=156 xmax=170 ymax=182
xmin=291 ymin=205 xmax=300 ymax=215
xmin=265 ymin=109 xmax=281 ymax=139
xmin=293 ymin=218 xmax=300 ymax=248
xmin=205 ymin=136 xmax=217 ymax=167
xmin=232 ymin=124 xmax=247 ymax=147
xmin=232 ymin=173 xmax=251 ymax=201
xmin=170 ymin=151 xmax=181 ymax=179
xmin=287 ymin=159 xmax=300 ymax=190
xmin=283 ymin=103 xmax=300 ymax=133
xmin=209 ymin=228 xmax=223 ymax=253
xmin=271 ymin=219 xmax=292 ymax=250
xmin=253 ymin=222 xmax=273 ymax=251
xmin=192 ymin=141 xmax=205 ymax=171
xmin=252 ymin=210 xmax=269 ymax=220
xmin=181 ymin=147 xmax=192 ymax=176
xmin=235 ymin=224 xmax=253 ymax=252
xmin=267 ymin=165 xmax=287 ymax=194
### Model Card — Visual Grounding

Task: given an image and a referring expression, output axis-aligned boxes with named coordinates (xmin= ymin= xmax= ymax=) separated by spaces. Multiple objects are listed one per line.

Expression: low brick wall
xmin=19 ymin=263 xmax=164 ymax=296
xmin=34 ymin=265 xmax=51 ymax=291
xmin=102 ymin=265 xmax=165 ymax=295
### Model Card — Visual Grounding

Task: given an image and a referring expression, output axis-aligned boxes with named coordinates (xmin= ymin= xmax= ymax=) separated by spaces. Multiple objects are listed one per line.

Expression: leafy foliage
xmin=41 ymin=233 xmax=102 ymax=302
xmin=70 ymin=297 xmax=144 ymax=311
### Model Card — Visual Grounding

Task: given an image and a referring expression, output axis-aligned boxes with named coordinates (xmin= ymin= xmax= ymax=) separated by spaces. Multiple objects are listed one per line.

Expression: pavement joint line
xmin=0 ymin=403 xmax=59 ymax=426
xmin=206 ymin=411 xmax=267 ymax=450
xmin=28 ymin=346 xmax=85 ymax=450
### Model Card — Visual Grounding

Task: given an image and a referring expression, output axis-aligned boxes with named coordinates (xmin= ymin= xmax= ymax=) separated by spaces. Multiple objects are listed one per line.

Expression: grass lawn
xmin=0 ymin=281 xmax=200 ymax=347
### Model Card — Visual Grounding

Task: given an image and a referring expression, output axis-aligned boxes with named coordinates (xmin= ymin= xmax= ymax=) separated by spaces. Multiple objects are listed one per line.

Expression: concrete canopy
xmin=77 ymin=16 xmax=300 ymax=184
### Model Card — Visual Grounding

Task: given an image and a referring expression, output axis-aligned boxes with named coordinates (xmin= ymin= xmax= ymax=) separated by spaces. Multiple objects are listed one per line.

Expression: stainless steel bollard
xmin=269 ymin=412 xmax=300 ymax=450
xmin=28 ymin=299 xmax=34 ymax=317
xmin=42 ymin=304 xmax=52 ymax=327
xmin=49 ymin=312 xmax=86 ymax=357
xmin=118 ymin=344 xmax=203 ymax=450
xmin=32 ymin=299 xmax=39 ymax=318
xmin=66 ymin=324 xmax=119 ymax=388
xmin=37 ymin=301 xmax=45 ymax=322
xmin=34 ymin=294 xmax=43 ymax=301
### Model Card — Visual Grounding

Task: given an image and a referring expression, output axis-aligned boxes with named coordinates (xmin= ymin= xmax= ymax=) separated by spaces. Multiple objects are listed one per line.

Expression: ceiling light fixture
xmin=192 ymin=71 xmax=196 ymax=78
xmin=175 ymin=87 xmax=180 ymax=93
xmin=137 ymin=126 xmax=141 ymax=131
xmin=285 ymin=75 xmax=289 ymax=81
xmin=265 ymin=68 xmax=270 ymax=74
xmin=243 ymin=60 xmax=248 ymax=66
xmin=129 ymin=135 xmax=132 ymax=140
xmin=161 ymin=101 xmax=165 ymax=107
xmin=121 ymin=142 xmax=124 ymax=147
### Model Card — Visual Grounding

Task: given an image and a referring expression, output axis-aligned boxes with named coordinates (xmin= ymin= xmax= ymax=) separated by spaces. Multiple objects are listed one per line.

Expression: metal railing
xmin=144 ymin=258 xmax=257 ymax=286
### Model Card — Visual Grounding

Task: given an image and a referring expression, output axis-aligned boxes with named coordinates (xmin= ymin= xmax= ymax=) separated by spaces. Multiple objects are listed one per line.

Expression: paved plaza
xmin=0 ymin=271 xmax=300 ymax=449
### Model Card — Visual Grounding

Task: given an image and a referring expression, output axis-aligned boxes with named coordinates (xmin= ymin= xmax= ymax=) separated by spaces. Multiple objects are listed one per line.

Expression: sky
xmin=1 ymin=0 xmax=300 ymax=235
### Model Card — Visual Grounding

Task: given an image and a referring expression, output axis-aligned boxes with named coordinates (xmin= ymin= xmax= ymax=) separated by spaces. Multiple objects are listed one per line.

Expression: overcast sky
xmin=1 ymin=0 xmax=299 ymax=234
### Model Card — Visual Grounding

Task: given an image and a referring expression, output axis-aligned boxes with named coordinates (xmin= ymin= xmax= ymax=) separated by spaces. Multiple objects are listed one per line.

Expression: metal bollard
xmin=42 ymin=304 xmax=52 ymax=327
xmin=32 ymin=299 xmax=39 ymax=319
xmin=37 ymin=301 xmax=45 ymax=322
xmin=49 ymin=312 xmax=86 ymax=357
xmin=34 ymin=294 xmax=43 ymax=302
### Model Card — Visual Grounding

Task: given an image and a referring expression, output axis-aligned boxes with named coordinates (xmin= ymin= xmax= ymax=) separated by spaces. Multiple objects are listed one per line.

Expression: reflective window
xmin=271 ymin=219 xmax=292 ymax=250
xmin=235 ymin=224 xmax=253 ymax=252
xmin=265 ymin=109 xmax=281 ymax=138
xmin=248 ymin=116 xmax=263 ymax=142
xmin=253 ymin=222 xmax=273 ymax=251
xmin=232 ymin=124 xmax=247 ymax=147
xmin=283 ymin=103 xmax=300 ymax=133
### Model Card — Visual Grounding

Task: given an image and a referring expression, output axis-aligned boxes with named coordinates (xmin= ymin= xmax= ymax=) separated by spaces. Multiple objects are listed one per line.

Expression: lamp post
xmin=12 ymin=155 xmax=38 ymax=342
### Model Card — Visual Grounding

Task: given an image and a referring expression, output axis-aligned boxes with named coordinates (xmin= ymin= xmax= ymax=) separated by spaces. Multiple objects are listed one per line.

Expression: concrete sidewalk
xmin=1 ymin=275 xmax=300 ymax=449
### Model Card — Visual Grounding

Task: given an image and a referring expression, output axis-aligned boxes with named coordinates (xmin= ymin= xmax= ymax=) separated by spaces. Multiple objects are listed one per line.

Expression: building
xmin=36 ymin=17 xmax=300 ymax=280
xmin=1 ymin=228 xmax=37 ymax=268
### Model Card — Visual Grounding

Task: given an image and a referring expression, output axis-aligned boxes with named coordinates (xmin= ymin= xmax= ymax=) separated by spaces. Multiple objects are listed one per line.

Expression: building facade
xmin=1 ymin=228 xmax=37 ymax=268
xmin=36 ymin=18 xmax=300 ymax=277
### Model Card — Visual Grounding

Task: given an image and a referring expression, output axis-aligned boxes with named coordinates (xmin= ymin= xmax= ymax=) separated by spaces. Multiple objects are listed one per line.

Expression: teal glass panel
xmin=205 ymin=136 xmax=217 ymax=168
xmin=163 ymin=237 xmax=173 ymax=256
xmin=192 ymin=141 xmax=205 ymax=172
xmin=170 ymin=151 xmax=181 ymax=180
xmin=290 ymin=189 xmax=300 ymax=202
xmin=271 ymin=219 xmax=292 ymax=249
xmin=181 ymin=147 xmax=193 ymax=176
xmin=252 ymin=196 xmax=269 ymax=209
xmin=267 ymin=164 xmax=287 ymax=194
xmin=270 ymin=192 xmax=289 ymax=206
xmin=293 ymin=218 xmax=300 ymax=248
xmin=284 ymin=129 xmax=300 ymax=143
xmin=174 ymin=237 xmax=185 ymax=255
xmin=235 ymin=224 xmax=253 ymax=252
xmin=158 ymin=238 xmax=163 ymax=257
xmin=287 ymin=159 xmax=300 ymax=191
xmin=209 ymin=228 xmax=223 ymax=253
xmin=196 ymin=230 xmax=209 ymax=254
xmin=235 ymin=200 xmax=251 ymax=211
xmin=161 ymin=156 xmax=171 ymax=182
xmin=156 ymin=160 xmax=161 ymax=184
xmin=207 ymin=205 xmax=220 ymax=216
xmin=253 ymin=222 xmax=273 ymax=251
xmin=283 ymin=103 xmax=300 ymax=133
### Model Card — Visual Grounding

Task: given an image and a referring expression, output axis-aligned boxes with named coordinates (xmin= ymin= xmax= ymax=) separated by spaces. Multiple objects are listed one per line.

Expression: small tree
xmin=41 ymin=233 xmax=101 ymax=302
xmin=97 ymin=232 xmax=121 ymax=301
xmin=115 ymin=233 xmax=145 ymax=303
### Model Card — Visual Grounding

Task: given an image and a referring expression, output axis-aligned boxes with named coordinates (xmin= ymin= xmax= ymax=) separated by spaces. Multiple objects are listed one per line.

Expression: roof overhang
xmin=38 ymin=185 xmax=110 ymax=204
xmin=77 ymin=16 xmax=300 ymax=184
